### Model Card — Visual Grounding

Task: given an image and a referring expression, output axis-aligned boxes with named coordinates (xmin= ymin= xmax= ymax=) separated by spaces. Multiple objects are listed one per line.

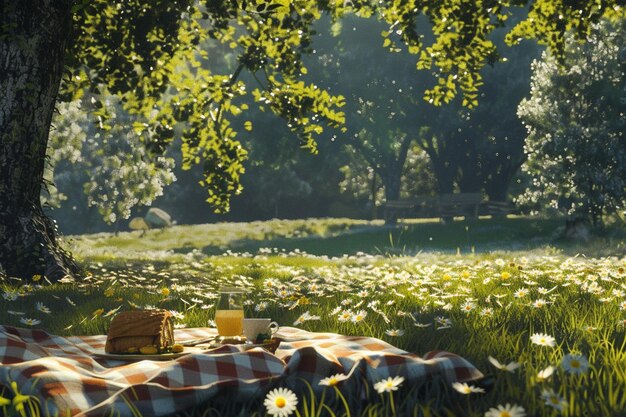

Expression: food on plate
xmin=139 ymin=346 xmax=158 ymax=355
xmin=105 ymin=309 xmax=175 ymax=354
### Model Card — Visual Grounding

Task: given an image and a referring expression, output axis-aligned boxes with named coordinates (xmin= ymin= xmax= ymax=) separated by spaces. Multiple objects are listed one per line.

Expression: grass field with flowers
xmin=2 ymin=217 xmax=626 ymax=416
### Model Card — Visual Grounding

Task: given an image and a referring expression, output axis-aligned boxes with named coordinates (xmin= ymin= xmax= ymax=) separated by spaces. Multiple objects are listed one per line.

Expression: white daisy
xmin=460 ymin=301 xmax=476 ymax=313
xmin=255 ymin=302 xmax=269 ymax=312
xmin=530 ymin=332 xmax=556 ymax=347
xmin=561 ymin=353 xmax=589 ymax=375
xmin=385 ymin=329 xmax=405 ymax=337
xmin=487 ymin=356 xmax=520 ymax=372
xmin=7 ymin=311 xmax=25 ymax=316
xmin=168 ymin=310 xmax=184 ymax=320
xmin=435 ymin=316 xmax=452 ymax=329
xmin=19 ymin=318 xmax=41 ymax=326
xmin=480 ymin=307 xmax=494 ymax=317
xmin=541 ymin=388 xmax=567 ymax=411
xmin=2 ymin=291 xmax=18 ymax=301
xmin=264 ymin=387 xmax=298 ymax=417
xmin=293 ymin=311 xmax=321 ymax=326
xmin=373 ymin=376 xmax=405 ymax=393
xmin=319 ymin=373 xmax=349 ymax=386
xmin=351 ymin=310 xmax=367 ymax=323
xmin=537 ymin=366 xmax=555 ymax=381
xmin=513 ymin=288 xmax=528 ymax=298
xmin=337 ymin=310 xmax=353 ymax=322
xmin=484 ymin=403 xmax=526 ymax=417
xmin=451 ymin=382 xmax=485 ymax=394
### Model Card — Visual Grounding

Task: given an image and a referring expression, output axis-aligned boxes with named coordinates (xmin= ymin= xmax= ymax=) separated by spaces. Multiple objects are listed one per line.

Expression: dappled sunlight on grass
xmin=3 ymin=244 xmax=626 ymax=415
xmin=66 ymin=217 xmax=626 ymax=263
xmin=4 ymin=218 xmax=626 ymax=415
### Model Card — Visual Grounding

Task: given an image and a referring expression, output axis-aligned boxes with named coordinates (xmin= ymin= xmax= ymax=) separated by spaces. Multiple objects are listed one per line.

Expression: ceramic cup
xmin=242 ymin=318 xmax=279 ymax=343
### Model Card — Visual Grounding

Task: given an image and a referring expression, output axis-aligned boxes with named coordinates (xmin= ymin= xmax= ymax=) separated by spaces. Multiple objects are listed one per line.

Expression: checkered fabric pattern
xmin=0 ymin=325 xmax=482 ymax=416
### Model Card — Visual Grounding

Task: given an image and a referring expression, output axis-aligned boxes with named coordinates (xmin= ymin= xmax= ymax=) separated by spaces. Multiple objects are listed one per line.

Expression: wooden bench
xmin=438 ymin=193 xmax=483 ymax=219
xmin=384 ymin=193 xmax=516 ymax=223
xmin=384 ymin=196 xmax=438 ymax=223
xmin=479 ymin=200 xmax=518 ymax=216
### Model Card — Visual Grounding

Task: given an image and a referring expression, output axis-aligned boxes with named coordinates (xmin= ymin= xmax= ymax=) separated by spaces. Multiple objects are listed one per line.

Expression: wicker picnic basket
xmin=105 ymin=309 xmax=175 ymax=354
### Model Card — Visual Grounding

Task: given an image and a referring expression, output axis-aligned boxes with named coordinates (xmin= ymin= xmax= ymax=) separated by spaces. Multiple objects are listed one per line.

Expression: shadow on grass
xmin=197 ymin=216 xmax=626 ymax=257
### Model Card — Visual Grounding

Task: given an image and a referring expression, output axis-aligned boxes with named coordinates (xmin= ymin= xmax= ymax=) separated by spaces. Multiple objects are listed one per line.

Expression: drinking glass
xmin=215 ymin=287 xmax=244 ymax=341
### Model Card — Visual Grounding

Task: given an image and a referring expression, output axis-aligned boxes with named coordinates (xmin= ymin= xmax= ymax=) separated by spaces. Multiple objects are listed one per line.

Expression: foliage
xmin=517 ymin=19 xmax=626 ymax=227
xmin=303 ymin=11 xmax=540 ymax=207
xmin=339 ymin=145 xmax=436 ymax=208
xmin=63 ymin=0 xmax=349 ymax=213
xmin=57 ymin=0 xmax=624 ymax=212
xmin=46 ymin=98 xmax=176 ymax=227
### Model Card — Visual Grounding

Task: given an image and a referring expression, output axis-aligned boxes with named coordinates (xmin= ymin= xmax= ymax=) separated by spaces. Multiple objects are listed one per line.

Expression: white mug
xmin=242 ymin=318 xmax=279 ymax=343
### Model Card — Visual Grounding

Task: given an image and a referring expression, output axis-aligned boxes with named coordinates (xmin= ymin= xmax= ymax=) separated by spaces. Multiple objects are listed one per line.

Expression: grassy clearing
xmin=67 ymin=216 xmax=626 ymax=259
xmin=3 ymin=217 xmax=626 ymax=416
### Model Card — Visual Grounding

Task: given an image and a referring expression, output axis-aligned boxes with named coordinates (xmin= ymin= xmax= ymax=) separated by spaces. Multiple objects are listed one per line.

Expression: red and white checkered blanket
xmin=0 ymin=325 xmax=482 ymax=416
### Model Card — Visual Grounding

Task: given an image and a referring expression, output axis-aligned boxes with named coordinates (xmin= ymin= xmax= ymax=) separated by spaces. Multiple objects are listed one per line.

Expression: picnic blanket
xmin=0 ymin=325 xmax=483 ymax=416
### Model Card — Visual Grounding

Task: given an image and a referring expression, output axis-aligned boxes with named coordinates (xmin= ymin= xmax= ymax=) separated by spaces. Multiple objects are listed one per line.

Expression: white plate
xmin=203 ymin=341 xmax=279 ymax=352
xmin=93 ymin=346 xmax=204 ymax=361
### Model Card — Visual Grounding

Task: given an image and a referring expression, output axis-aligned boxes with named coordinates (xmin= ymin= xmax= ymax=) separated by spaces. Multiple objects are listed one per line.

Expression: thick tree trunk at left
xmin=0 ymin=1 xmax=80 ymax=281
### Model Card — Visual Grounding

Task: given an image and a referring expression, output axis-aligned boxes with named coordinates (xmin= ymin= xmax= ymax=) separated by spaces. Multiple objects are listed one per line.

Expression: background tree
xmin=517 ymin=19 xmax=626 ymax=228
xmin=1 ymin=0 xmax=621 ymax=280
xmin=46 ymin=98 xmax=176 ymax=233
xmin=412 ymin=15 xmax=541 ymax=202
xmin=339 ymin=145 xmax=436 ymax=219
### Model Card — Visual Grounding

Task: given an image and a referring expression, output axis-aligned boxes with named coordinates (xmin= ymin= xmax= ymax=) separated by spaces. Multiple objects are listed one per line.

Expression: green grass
xmin=67 ymin=216 xmax=626 ymax=260
xmin=3 ymin=216 xmax=626 ymax=416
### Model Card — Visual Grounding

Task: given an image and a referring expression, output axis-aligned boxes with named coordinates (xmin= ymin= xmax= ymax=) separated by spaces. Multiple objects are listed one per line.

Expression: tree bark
xmin=382 ymin=135 xmax=413 ymax=225
xmin=0 ymin=1 xmax=80 ymax=281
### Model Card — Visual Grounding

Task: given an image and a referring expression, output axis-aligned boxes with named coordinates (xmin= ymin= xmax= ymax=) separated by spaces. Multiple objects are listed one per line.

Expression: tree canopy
xmin=62 ymin=0 xmax=625 ymax=212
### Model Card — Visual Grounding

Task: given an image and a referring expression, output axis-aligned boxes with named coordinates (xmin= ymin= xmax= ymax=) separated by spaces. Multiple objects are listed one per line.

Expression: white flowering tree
xmin=517 ymin=19 xmax=626 ymax=228
xmin=46 ymin=98 xmax=176 ymax=231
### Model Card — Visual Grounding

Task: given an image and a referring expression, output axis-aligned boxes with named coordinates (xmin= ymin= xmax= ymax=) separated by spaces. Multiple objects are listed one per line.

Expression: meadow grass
xmin=2 ymin=217 xmax=626 ymax=416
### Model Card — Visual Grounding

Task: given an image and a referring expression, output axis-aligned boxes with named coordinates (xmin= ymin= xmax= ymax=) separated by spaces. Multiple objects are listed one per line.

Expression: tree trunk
xmin=455 ymin=137 xmax=480 ymax=194
xmin=484 ymin=175 xmax=510 ymax=202
xmin=382 ymin=135 xmax=412 ymax=225
xmin=0 ymin=1 xmax=80 ymax=281
xmin=483 ymin=158 xmax=523 ymax=202
xmin=427 ymin=152 xmax=456 ymax=224
xmin=370 ymin=171 xmax=377 ymax=220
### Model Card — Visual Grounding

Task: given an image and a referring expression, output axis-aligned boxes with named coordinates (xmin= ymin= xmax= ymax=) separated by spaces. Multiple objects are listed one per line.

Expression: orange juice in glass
xmin=215 ymin=288 xmax=244 ymax=339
